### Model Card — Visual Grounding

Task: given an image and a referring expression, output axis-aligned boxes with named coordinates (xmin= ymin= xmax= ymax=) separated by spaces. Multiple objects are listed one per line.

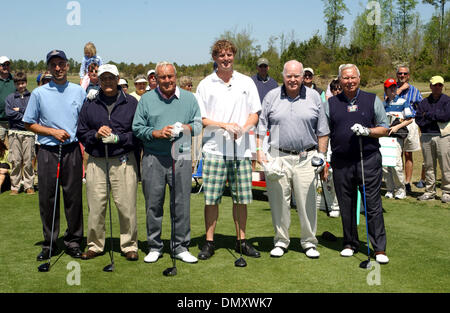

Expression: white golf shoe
xmin=375 ymin=253 xmax=389 ymax=264
xmin=175 ymin=251 xmax=198 ymax=263
xmin=270 ymin=246 xmax=286 ymax=258
xmin=395 ymin=189 xmax=406 ymax=200
xmin=340 ymin=248 xmax=354 ymax=257
xmin=305 ymin=247 xmax=320 ymax=259
xmin=329 ymin=211 xmax=340 ymax=218
xmin=385 ymin=191 xmax=394 ymax=199
xmin=144 ymin=251 xmax=162 ymax=263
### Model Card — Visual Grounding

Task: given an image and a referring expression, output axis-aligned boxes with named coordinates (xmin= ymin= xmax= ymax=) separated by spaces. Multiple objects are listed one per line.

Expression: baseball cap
xmin=304 ymin=67 xmax=314 ymax=75
xmin=0 ymin=56 xmax=10 ymax=64
xmin=430 ymin=76 xmax=444 ymax=85
xmin=257 ymin=58 xmax=269 ymax=66
xmin=384 ymin=78 xmax=397 ymax=88
xmin=98 ymin=64 xmax=119 ymax=77
xmin=46 ymin=50 xmax=68 ymax=64
xmin=118 ymin=78 xmax=128 ymax=86
xmin=147 ymin=69 xmax=156 ymax=76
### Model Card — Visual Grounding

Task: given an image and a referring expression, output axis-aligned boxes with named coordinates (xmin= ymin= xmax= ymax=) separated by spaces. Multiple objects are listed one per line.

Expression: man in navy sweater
xmin=415 ymin=76 xmax=450 ymax=203
xmin=324 ymin=64 xmax=390 ymax=264
xmin=77 ymin=64 xmax=140 ymax=261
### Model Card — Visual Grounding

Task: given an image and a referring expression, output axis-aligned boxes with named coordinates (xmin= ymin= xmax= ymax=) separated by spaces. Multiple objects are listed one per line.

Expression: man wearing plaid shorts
xmin=195 ymin=40 xmax=261 ymax=260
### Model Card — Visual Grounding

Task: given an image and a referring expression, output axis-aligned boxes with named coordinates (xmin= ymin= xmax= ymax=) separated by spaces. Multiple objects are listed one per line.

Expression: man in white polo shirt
xmin=195 ymin=39 xmax=261 ymax=260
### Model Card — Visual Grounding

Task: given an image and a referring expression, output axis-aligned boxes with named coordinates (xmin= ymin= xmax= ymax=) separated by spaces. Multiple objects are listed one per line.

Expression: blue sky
xmin=3 ymin=0 xmax=437 ymax=65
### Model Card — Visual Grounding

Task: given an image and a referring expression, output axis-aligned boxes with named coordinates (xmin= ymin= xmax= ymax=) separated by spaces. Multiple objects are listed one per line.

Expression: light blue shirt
xmin=23 ymin=81 xmax=86 ymax=146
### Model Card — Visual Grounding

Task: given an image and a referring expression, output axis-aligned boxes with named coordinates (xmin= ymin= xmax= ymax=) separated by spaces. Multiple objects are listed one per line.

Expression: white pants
xmin=382 ymin=138 xmax=405 ymax=193
xmin=265 ymin=150 xmax=318 ymax=250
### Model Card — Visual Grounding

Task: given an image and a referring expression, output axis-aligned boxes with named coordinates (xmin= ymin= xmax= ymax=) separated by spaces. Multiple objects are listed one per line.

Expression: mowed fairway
xmin=1 ymin=155 xmax=449 ymax=293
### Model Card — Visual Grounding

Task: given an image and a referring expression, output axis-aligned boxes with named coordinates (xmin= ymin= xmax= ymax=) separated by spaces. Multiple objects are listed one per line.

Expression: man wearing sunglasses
xmin=303 ymin=68 xmax=326 ymax=102
xmin=0 ymin=56 xmax=16 ymax=145
xmin=395 ymin=65 xmax=422 ymax=194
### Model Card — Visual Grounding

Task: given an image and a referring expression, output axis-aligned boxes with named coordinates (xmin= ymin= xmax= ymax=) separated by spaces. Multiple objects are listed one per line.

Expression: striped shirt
xmin=383 ymin=96 xmax=414 ymax=123
xmin=398 ymin=84 xmax=422 ymax=113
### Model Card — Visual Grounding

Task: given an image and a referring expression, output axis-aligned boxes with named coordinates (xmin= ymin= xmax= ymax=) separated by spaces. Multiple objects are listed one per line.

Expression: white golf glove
xmin=87 ymin=89 xmax=99 ymax=100
xmin=102 ymin=133 xmax=119 ymax=144
xmin=351 ymin=123 xmax=370 ymax=136
xmin=170 ymin=122 xmax=184 ymax=141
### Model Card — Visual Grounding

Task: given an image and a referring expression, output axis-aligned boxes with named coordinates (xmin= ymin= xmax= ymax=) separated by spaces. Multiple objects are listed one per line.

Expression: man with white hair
xmin=133 ymin=61 xmax=202 ymax=264
xmin=256 ymin=60 xmax=329 ymax=259
xmin=77 ymin=64 xmax=140 ymax=261
xmin=323 ymin=64 xmax=390 ymax=264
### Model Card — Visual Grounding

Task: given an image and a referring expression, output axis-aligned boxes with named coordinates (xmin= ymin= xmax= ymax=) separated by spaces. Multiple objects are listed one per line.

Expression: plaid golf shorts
xmin=203 ymin=154 xmax=253 ymax=205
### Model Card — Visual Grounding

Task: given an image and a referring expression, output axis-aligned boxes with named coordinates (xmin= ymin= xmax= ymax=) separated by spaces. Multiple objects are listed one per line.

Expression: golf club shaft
xmin=171 ymin=142 xmax=176 ymax=269
xmin=319 ymin=177 xmax=330 ymax=216
xmin=233 ymin=137 xmax=244 ymax=259
xmin=359 ymin=137 xmax=370 ymax=260
xmin=105 ymin=144 xmax=114 ymax=267
xmin=48 ymin=143 xmax=63 ymax=263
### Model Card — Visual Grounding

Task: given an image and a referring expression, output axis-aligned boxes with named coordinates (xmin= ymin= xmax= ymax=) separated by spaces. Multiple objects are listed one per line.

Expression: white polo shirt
xmin=196 ymin=71 xmax=261 ymax=158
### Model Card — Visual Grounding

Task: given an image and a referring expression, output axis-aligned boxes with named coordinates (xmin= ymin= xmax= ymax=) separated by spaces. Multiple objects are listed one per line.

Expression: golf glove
xmin=170 ymin=122 xmax=184 ymax=141
xmin=102 ymin=133 xmax=119 ymax=144
xmin=351 ymin=123 xmax=370 ymax=136
xmin=87 ymin=89 xmax=99 ymax=100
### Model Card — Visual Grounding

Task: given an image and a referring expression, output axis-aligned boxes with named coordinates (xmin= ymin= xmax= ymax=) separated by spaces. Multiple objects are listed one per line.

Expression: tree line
xmin=10 ymin=0 xmax=449 ymax=85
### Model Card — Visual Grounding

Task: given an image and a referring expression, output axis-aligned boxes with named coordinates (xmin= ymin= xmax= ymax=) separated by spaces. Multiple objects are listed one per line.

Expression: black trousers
xmin=37 ymin=142 xmax=83 ymax=250
xmin=332 ymin=151 xmax=387 ymax=253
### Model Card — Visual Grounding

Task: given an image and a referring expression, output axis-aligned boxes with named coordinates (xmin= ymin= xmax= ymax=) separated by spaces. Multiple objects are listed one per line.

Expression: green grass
xmin=1 ymin=163 xmax=449 ymax=293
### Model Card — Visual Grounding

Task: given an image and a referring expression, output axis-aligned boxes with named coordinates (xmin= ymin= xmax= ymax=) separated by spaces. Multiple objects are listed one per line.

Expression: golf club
xmin=163 ymin=142 xmax=177 ymax=276
xmin=358 ymin=136 xmax=372 ymax=269
xmin=311 ymin=155 xmax=330 ymax=217
xmin=233 ymin=135 xmax=247 ymax=268
xmin=103 ymin=144 xmax=114 ymax=272
xmin=38 ymin=143 xmax=62 ymax=272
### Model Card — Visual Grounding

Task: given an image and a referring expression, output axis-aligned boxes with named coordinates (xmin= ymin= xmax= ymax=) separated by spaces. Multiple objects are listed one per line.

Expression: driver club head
xmin=38 ymin=262 xmax=50 ymax=272
xmin=311 ymin=156 xmax=324 ymax=168
xmin=359 ymin=259 xmax=372 ymax=269
xmin=103 ymin=264 xmax=114 ymax=272
xmin=163 ymin=267 xmax=177 ymax=276
xmin=234 ymin=257 xmax=247 ymax=268
xmin=321 ymin=231 xmax=337 ymax=242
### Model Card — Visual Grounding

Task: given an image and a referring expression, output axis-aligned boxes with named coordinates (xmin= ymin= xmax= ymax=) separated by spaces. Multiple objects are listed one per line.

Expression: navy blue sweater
xmin=5 ymin=90 xmax=31 ymax=130
xmin=415 ymin=94 xmax=450 ymax=135
xmin=77 ymin=88 xmax=140 ymax=158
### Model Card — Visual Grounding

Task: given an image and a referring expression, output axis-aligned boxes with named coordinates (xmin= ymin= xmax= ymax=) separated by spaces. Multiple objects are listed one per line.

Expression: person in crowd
xmin=415 ymin=76 xmax=450 ymax=203
xmin=85 ymin=63 xmax=100 ymax=93
xmin=146 ymin=69 xmax=157 ymax=91
xmin=133 ymin=61 xmax=202 ymax=264
xmin=382 ymin=78 xmax=415 ymax=200
xmin=395 ymin=65 xmax=422 ymax=193
xmin=77 ymin=64 xmax=140 ymax=261
xmin=0 ymin=140 xmax=11 ymax=193
xmin=251 ymin=57 xmax=278 ymax=103
xmin=40 ymin=72 xmax=52 ymax=85
xmin=179 ymin=76 xmax=193 ymax=92
xmin=0 ymin=56 xmax=15 ymax=147
xmin=79 ymin=42 xmax=103 ymax=87
xmin=5 ymin=72 xmax=35 ymax=195
xmin=303 ymin=67 xmax=326 ymax=102
xmin=130 ymin=74 xmax=148 ymax=101
xmin=23 ymin=50 xmax=86 ymax=261
xmin=119 ymin=78 xmax=129 ymax=93
xmin=323 ymin=64 xmax=390 ymax=264
xmin=256 ymin=60 xmax=329 ymax=259
xmin=195 ymin=39 xmax=261 ymax=260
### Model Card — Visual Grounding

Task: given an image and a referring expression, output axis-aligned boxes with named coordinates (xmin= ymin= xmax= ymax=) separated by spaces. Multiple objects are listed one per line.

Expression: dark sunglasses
xmin=0 ymin=63 xmax=10 ymax=67
xmin=397 ymin=72 xmax=409 ymax=76
xmin=304 ymin=74 xmax=313 ymax=78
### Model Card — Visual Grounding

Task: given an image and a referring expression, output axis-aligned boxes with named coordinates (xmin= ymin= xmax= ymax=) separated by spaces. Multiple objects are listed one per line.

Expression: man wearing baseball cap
xmin=23 ymin=50 xmax=86 ymax=260
xmin=77 ymin=64 xmax=141 ymax=260
xmin=0 ymin=56 xmax=16 ymax=146
xmin=130 ymin=74 xmax=148 ymax=101
xmin=146 ymin=69 xmax=157 ymax=91
xmin=251 ymin=57 xmax=278 ymax=103
xmin=303 ymin=67 xmax=326 ymax=102
xmin=415 ymin=76 xmax=450 ymax=203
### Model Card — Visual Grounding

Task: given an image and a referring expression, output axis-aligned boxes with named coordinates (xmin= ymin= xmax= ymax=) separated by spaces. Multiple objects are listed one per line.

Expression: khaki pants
xmin=85 ymin=152 xmax=138 ymax=253
xmin=8 ymin=132 xmax=35 ymax=191
xmin=420 ymin=134 xmax=450 ymax=196
xmin=265 ymin=150 xmax=318 ymax=250
xmin=0 ymin=121 xmax=8 ymax=143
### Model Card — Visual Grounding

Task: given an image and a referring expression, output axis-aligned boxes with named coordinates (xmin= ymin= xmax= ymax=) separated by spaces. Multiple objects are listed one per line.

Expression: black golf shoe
xmin=235 ymin=240 xmax=260 ymax=258
xmin=66 ymin=247 xmax=82 ymax=258
xmin=36 ymin=248 xmax=56 ymax=261
xmin=198 ymin=241 xmax=215 ymax=260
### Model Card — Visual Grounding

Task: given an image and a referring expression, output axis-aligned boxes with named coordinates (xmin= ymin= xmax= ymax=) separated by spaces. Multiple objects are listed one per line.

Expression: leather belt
xmin=276 ymin=146 xmax=316 ymax=155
